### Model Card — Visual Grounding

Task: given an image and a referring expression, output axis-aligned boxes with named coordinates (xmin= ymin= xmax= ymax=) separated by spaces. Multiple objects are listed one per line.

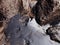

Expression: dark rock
xmin=46 ymin=25 xmax=60 ymax=43
xmin=32 ymin=0 xmax=60 ymax=26
xmin=32 ymin=0 xmax=54 ymax=25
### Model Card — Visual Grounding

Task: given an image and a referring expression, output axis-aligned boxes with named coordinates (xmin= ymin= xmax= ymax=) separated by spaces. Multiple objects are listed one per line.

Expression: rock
xmin=46 ymin=25 xmax=60 ymax=43
xmin=32 ymin=0 xmax=60 ymax=26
